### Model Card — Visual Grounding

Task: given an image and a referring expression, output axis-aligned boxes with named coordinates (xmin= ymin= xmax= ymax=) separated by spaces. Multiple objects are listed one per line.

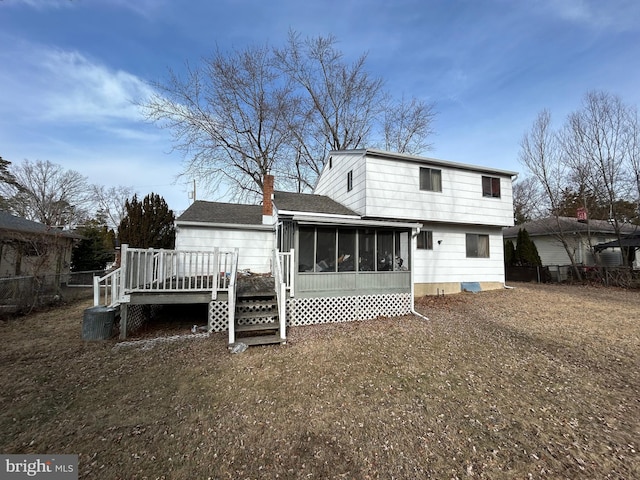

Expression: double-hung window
xmin=417 ymin=230 xmax=433 ymax=250
xmin=482 ymin=176 xmax=501 ymax=198
xmin=420 ymin=167 xmax=442 ymax=192
xmin=466 ymin=234 xmax=490 ymax=258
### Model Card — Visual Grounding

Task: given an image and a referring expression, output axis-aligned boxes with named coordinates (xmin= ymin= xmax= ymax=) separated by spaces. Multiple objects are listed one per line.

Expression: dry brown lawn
xmin=0 ymin=283 xmax=638 ymax=479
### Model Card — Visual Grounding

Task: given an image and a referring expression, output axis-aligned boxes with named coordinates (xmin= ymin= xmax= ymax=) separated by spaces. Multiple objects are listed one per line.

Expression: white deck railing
xmin=93 ymin=244 xmax=238 ymax=306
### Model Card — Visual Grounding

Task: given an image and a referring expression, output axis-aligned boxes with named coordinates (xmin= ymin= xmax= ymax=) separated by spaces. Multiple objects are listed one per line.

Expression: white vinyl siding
xmin=175 ymin=225 xmax=273 ymax=273
xmin=315 ymin=151 xmax=367 ymax=213
xmin=315 ymin=153 xmax=514 ymax=227
xmin=413 ymin=225 xmax=505 ymax=284
xmin=362 ymin=156 xmax=513 ymax=227
xmin=519 ymin=235 xmax=626 ymax=267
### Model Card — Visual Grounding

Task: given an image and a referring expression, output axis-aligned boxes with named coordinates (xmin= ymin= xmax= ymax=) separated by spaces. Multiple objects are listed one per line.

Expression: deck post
xmin=289 ymin=248 xmax=295 ymax=297
xmin=228 ymin=285 xmax=235 ymax=345
xmin=279 ymin=281 xmax=286 ymax=342
xmin=119 ymin=304 xmax=128 ymax=340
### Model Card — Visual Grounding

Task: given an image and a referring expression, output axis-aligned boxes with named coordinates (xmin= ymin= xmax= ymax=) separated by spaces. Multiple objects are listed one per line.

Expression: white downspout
xmin=410 ymin=227 xmax=429 ymax=321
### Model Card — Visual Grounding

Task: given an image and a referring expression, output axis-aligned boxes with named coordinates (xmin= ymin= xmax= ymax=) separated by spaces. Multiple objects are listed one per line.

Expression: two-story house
xmin=174 ymin=148 xmax=517 ymax=331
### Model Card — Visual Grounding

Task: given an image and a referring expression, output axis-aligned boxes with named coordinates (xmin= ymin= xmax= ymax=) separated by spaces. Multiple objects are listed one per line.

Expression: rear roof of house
xmin=0 ymin=211 xmax=79 ymax=239
xmin=273 ymin=191 xmax=357 ymax=216
xmin=176 ymin=191 xmax=357 ymax=226
xmin=177 ymin=201 xmax=263 ymax=225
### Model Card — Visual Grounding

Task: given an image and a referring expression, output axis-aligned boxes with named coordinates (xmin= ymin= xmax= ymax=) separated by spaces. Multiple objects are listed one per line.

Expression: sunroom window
xmin=299 ymin=227 xmax=410 ymax=272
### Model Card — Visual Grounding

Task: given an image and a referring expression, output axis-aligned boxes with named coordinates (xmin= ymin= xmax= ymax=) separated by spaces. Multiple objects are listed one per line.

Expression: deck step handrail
xmin=277 ymin=248 xmax=295 ymax=297
xmin=93 ymin=268 xmax=122 ymax=307
xmin=273 ymin=249 xmax=289 ymax=342
xmin=227 ymin=248 xmax=239 ymax=344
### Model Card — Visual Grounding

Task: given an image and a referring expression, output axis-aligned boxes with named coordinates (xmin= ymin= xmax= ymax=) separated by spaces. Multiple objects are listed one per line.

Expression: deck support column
xmin=119 ymin=304 xmax=128 ymax=340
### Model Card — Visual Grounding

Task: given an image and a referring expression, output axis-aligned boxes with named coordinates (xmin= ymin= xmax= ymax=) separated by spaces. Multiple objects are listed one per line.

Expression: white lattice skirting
xmin=208 ymin=293 xmax=412 ymax=332
xmin=208 ymin=301 xmax=229 ymax=332
xmin=287 ymin=293 xmax=412 ymax=326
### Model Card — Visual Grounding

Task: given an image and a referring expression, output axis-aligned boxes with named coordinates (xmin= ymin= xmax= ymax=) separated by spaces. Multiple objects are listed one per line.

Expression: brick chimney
xmin=262 ymin=174 xmax=274 ymax=225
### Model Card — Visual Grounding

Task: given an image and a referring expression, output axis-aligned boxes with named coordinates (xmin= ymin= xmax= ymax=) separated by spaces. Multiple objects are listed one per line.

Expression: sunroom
xmin=276 ymin=214 xmax=421 ymax=325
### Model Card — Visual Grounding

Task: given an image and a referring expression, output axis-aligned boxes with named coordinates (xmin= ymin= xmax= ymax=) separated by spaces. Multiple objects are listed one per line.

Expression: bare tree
xmin=1 ymin=159 xmax=91 ymax=228
xmin=625 ymin=105 xmax=640 ymax=222
xmin=512 ymin=175 xmax=542 ymax=224
xmin=519 ymin=109 xmax=584 ymax=279
xmin=142 ymin=44 xmax=296 ymax=202
xmin=564 ymin=91 xmax=637 ymax=265
xmin=143 ymin=32 xmax=438 ymax=199
xmin=565 ymin=92 xmax=631 ymax=221
xmin=91 ymin=184 xmax=138 ymax=229
xmin=275 ymin=32 xmax=384 ymax=182
xmin=382 ymin=94 xmax=436 ymax=154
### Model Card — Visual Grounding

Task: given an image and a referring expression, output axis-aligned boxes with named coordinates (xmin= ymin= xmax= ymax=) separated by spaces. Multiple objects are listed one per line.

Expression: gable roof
xmin=0 ymin=211 xmax=79 ymax=239
xmin=503 ymin=216 xmax=638 ymax=238
xmin=177 ymin=192 xmax=358 ymax=227
xmin=177 ymin=201 xmax=263 ymax=225
xmin=273 ymin=191 xmax=358 ymax=216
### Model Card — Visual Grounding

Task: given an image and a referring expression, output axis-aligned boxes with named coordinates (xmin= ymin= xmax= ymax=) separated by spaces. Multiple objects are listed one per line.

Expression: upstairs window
xmin=420 ymin=167 xmax=442 ymax=192
xmin=466 ymin=233 xmax=490 ymax=258
xmin=417 ymin=230 xmax=433 ymax=250
xmin=482 ymin=176 xmax=501 ymax=198
xmin=347 ymin=170 xmax=353 ymax=192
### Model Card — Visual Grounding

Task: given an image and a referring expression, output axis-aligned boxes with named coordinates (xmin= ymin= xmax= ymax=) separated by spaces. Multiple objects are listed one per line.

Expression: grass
xmin=0 ymin=283 xmax=638 ymax=479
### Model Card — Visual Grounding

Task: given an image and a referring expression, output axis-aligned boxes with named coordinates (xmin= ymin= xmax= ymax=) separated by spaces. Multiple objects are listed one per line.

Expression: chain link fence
xmin=507 ymin=265 xmax=640 ymax=288
xmin=0 ymin=270 xmax=105 ymax=316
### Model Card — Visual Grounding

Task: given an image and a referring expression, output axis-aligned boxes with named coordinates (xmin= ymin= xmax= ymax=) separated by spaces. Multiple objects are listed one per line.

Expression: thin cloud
xmin=537 ymin=0 xmax=640 ymax=32
xmin=38 ymin=48 xmax=156 ymax=123
xmin=0 ymin=39 xmax=156 ymax=130
xmin=2 ymin=0 xmax=73 ymax=9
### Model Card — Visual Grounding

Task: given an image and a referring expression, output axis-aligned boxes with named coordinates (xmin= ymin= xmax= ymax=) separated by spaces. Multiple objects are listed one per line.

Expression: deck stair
xmin=233 ymin=276 xmax=284 ymax=346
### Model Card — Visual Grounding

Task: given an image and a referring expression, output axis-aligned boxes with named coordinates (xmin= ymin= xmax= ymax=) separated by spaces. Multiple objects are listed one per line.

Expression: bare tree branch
xmin=2 ymin=159 xmax=91 ymax=228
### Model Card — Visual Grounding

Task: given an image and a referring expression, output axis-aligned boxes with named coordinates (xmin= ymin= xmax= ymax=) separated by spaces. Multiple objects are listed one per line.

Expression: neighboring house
xmin=0 ymin=211 xmax=79 ymax=279
xmin=503 ymin=216 xmax=638 ymax=268
xmin=594 ymin=231 xmax=640 ymax=269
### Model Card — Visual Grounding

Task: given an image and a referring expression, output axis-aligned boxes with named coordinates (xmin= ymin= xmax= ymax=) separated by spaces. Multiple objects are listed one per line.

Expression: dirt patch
xmin=0 ymin=283 xmax=638 ymax=479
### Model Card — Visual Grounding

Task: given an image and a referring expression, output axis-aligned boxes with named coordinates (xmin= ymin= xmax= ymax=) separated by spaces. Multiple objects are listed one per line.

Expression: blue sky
xmin=1 ymin=0 xmax=639 ymax=215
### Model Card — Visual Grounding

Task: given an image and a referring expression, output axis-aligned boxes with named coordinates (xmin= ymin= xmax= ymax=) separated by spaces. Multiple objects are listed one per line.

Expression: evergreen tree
xmin=0 ymin=155 xmax=20 ymax=211
xmin=504 ymin=239 xmax=516 ymax=267
xmin=515 ymin=228 xmax=542 ymax=266
xmin=71 ymin=219 xmax=116 ymax=271
xmin=118 ymin=193 xmax=175 ymax=248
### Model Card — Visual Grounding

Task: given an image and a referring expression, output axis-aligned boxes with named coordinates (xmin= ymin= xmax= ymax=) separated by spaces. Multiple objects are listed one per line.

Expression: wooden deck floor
xmin=236 ymin=274 xmax=275 ymax=297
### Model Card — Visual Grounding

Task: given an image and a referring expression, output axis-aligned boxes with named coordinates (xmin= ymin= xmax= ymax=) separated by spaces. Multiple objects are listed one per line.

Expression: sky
xmin=1 ymin=0 xmax=639 ymax=216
